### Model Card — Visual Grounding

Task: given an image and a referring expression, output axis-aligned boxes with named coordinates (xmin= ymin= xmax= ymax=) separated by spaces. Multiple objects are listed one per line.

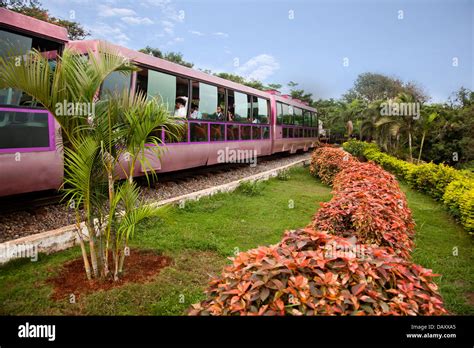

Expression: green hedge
xmin=342 ymin=139 xmax=474 ymax=235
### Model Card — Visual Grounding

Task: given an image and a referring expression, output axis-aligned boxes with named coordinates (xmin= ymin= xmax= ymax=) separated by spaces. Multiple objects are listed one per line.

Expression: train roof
xmin=0 ymin=8 xmax=69 ymax=43
xmin=68 ymin=40 xmax=273 ymax=99
xmin=68 ymin=40 xmax=317 ymax=112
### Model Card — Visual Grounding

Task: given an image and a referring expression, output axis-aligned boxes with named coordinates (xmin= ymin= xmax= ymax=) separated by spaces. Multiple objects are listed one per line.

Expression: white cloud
xmin=189 ymin=30 xmax=204 ymax=36
xmin=121 ymin=16 xmax=154 ymax=25
xmin=87 ymin=23 xmax=130 ymax=46
xmin=98 ymin=5 xmax=136 ymax=17
xmin=236 ymin=54 xmax=280 ymax=81
xmin=143 ymin=0 xmax=184 ymax=23
xmin=165 ymin=36 xmax=184 ymax=46
xmin=213 ymin=32 xmax=229 ymax=38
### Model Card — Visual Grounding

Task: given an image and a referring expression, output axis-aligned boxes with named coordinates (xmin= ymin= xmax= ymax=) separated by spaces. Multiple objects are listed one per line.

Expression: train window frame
xmin=190 ymin=81 xmax=218 ymax=121
xmin=276 ymin=102 xmax=284 ymax=125
xmin=294 ymin=107 xmax=303 ymax=126
xmin=0 ymin=108 xmax=54 ymax=153
xmin=0 ymin=29 xmax=63 ymax=109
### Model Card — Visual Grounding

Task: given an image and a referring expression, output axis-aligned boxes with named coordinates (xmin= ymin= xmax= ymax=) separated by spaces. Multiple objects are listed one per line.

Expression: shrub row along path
xmin=189 ymin=147 xmax=468 ymax=315
xmin=0 ymin=166 xmax=472 ymax=315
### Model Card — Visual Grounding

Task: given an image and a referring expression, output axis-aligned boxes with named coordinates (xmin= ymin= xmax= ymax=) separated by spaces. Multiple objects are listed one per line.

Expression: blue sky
xmin=42 ymin=0 xmax=473 ymax=102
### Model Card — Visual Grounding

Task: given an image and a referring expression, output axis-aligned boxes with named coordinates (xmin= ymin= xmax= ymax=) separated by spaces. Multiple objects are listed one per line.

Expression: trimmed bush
xmin=313 ymin=161 xmax=415 ymax=259
xmin=310 ymin=146 xmax=356 ymax=185
xmin=342 ymin=139 xmax=379 ymax=159
xmin=459 ymin=188 xmax=474 ymax=233
xmin=406 ymin=163 xmax=460 ymax=200
xmin=189 ymin=228 xmax=446 ymax=316
xmin=344 ymin=140 xmax=474 ymax=234
xmin=189 ymin=146 xmax=447 ymax=316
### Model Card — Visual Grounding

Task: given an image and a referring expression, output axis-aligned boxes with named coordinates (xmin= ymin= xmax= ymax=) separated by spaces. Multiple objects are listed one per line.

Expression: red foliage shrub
xmin=310 ymin=147 xmax=356 ymax=185
xmin=188 ymin=147 xmax=446 ymax=316
xmin=189 ymin=228 xmax=446 ymax=316
xmin=313 ymin=161 xmax=415 ymax=259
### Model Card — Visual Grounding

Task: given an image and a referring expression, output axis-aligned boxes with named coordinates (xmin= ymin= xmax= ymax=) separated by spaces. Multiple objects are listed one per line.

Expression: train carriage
xmin=0 ymin=8 xmax=318 ymax=197
xmin=0 ymin=8 xmax=67 ymax=197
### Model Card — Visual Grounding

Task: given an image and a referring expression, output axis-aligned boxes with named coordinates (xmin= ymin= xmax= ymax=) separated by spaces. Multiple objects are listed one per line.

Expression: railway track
xmin=0 ymin=152 xmax=301 ymax=215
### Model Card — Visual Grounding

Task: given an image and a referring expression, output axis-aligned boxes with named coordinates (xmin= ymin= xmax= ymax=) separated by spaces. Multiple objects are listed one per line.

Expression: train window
xmin=251 ymin=96 xmax=258 ymax=122
xmin=241 ymin=125 xmax=251 ymax=140
xmin=282 ymin=104 xmax=293 ymax=125
xmin=276 ymin=102 xmax=284 ymax=125
xmin=190 ymin=122 xmax=208 ymax=142
xmin=213 ymin=87 xmax=226 ymax=121
xmin=136 ymin=69 xmax=190 ymax=116
xmin=210 ymin=124 xmax=225 ymax=141
xmin=227 ymin=90 xmax=235 ymax=121
xmin=101 ymin=71 xmax=131 ymax=99
xmin=289 ymin=128 xmax=295 ymax=138
xmin=283 ymin=127 xmax=288 ymax=138
xmin=165 ymin=121 xmax=188 ymax=143
xmin=0 ymin=30 xmax=35 ymax=107
xmin=262 ymin=126 xmax=270 ymax=139
xmin=252 ymin=126 xmax=261 ymax=140
xmin=234 ymin=92 xmax=251 ymax=123
xmin=299 ymin=128 xmax=304 ymax=138
xmin=0 ymin=111 xmax=49 ymax=149
xmin=191 ymin=82 xmax=217 ymax=120
xmin=149 ymin=70 xmax=176 ymax=114
xmin=303 ymin=110 xmax=311 ymax=126
xmin=312 ymin=113 xmax=318 ymax=129
xmin=226 ymin=124 xmax=239 ymax=141
xmin=253 ymin=98 xmax=269 ymax=124
xmin=150 ymin=127 xmax=163 ymax=142
xmin=294 ymin=108 xmax=303 ymax=126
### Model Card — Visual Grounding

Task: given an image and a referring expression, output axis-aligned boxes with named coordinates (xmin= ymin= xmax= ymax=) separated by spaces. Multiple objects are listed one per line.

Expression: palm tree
xmin=374 ymin=93 xmax=418 ymax=161
xmin=0 ymin=44 xmax=180 ymax=280
xmin=417 ymin=111 xmax=438 ymax=163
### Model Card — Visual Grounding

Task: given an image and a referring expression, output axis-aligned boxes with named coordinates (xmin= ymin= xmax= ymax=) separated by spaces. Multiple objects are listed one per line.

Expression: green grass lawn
xmin=0 ymin=166 xmax=472 ymax=315
xmin=401 ymin=183 xmax=474 ymax=315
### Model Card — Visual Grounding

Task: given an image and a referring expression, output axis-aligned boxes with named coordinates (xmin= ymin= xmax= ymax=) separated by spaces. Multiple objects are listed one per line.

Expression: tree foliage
xmin=138 ymin=46 xmax=194 ymax=68
xmin=0 ymin=0 xmax=89 ymax=40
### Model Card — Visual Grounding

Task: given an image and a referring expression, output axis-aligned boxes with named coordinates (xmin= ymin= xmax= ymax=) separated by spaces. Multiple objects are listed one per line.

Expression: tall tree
xmin=0 ymin=0 xmax=89 ymax=40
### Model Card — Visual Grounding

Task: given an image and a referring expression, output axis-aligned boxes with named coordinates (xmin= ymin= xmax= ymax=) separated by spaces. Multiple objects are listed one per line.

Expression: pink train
xmin=0 ymin=8 xmax=318 ymax=197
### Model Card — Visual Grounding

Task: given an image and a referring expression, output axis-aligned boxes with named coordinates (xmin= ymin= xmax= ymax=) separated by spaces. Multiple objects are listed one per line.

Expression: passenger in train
xmin=190 ymin=103 xmax=202 ymax=119
xmin=215 ymin=106 xmax=225 ymax=121
xmin=227 ymin=108 xmax=234 ymax=121
xmin=174 ymin=97 xmax=187 ymax=117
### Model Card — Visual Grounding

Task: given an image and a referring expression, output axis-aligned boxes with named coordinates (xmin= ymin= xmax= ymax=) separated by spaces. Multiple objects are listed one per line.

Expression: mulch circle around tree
xmin=47 ymin=250 xmax=172 ymax=301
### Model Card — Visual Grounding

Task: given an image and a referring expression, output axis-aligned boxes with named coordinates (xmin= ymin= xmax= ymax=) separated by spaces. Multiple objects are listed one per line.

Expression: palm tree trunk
xmin=417 ymin=131 xmax=426 ymax=164
xmin=76 ymin=222 xmax=92 ymax=280
xmin=408 ymin=128 xmax=413 ymax=163
xmin=86 ymin=219 xmax=99 ymax=278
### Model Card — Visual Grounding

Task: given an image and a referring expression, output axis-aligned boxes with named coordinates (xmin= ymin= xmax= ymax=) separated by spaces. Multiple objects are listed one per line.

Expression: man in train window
xmin=215 ymin=106 xmax=225 ymax=121
xmin=174 ymin=97 xmax=187 ymax=117
xmin=190 ymin=103 xmax=203 ymax=119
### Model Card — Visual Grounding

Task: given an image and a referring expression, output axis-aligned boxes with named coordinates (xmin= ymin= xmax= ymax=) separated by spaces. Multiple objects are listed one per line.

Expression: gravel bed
xmin=0 ymin=152 xmax=311 ymax=243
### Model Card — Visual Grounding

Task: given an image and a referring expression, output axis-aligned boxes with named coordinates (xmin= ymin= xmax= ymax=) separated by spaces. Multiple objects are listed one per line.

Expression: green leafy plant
xmin=344 ymin=140 xmax=474 ymax=234
xmin=189 ymin=228 xmax=446 ymax=316
xmin=0 ymin=44 xmax=181 ymax=280
xmin=276 ymin=169 xmax=291 ymax=181
xmin=237 ymin=180 xmax=264 ymax=196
